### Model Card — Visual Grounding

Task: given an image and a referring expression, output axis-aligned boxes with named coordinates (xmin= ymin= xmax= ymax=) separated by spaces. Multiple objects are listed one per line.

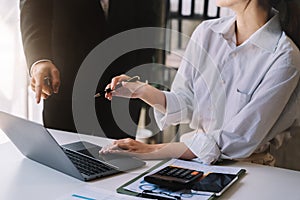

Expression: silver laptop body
xmin=0 ymin=111 xmax=145 ymax=181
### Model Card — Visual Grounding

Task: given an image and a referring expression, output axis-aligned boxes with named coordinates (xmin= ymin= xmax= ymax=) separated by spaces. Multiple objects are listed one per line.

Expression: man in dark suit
xmin=20 ymin=0 xmax=166 ymax=139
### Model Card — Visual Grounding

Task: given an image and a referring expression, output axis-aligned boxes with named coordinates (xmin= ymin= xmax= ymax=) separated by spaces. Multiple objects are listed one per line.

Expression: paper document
xmin=123 ymin=159 xmax=244 ymax=200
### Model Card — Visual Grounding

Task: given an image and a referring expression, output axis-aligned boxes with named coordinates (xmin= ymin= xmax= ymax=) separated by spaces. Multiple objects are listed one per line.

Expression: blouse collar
xmin=210 ymin=11 xmax=282 ymax=53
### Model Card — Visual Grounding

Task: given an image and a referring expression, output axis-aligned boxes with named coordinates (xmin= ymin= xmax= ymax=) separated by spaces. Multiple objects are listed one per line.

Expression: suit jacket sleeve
xmin=20 ymin=0 xmax=53 ymax=71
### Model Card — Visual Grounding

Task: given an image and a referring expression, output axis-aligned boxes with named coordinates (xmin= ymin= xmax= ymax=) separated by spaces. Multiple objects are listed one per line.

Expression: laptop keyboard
xmin=64 ymin=149 xmax=118 ymax=176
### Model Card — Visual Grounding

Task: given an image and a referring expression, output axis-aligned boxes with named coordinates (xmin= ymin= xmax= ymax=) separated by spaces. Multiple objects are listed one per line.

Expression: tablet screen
xmin=191 ymin=172 xmax=237 ymax=195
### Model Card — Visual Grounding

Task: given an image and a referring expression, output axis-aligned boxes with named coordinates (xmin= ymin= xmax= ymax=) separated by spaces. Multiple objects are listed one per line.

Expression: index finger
xmin=51 ymin=67 xmax=60 ymax=93
xmin=34 ymin=74 xmax=45 ymax=104
xmin=111 ymin=75 xmax=129 ymax=90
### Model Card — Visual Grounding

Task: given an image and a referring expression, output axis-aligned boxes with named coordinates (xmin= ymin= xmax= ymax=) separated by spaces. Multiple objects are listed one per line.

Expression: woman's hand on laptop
xmin=99 ymin=138 xmax=163 ymax=159
xmin=99 ymin=138 xmax=197 ymax=160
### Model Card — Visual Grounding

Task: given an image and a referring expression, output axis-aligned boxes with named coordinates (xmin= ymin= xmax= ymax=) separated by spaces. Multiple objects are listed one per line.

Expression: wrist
xmin=139 ymin=83 xmax=166 ymax=114
xmin=30 ymin=59 xmax=52 ymax=76
xmin=138 ymin=83 xmax=151 ymax=100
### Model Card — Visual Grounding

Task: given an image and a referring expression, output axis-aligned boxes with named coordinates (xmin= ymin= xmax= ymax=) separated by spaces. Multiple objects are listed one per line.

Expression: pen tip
xmin=94 ymin=93 xmax=101 ymax=98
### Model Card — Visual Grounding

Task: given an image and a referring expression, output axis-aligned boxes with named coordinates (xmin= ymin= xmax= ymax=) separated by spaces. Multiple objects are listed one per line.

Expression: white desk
xmin=1 ymin=129 xmax=300 ymax=200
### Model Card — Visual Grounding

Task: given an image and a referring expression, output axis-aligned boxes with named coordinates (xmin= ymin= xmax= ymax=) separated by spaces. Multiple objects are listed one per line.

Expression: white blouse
xmin=154 ymin=13 xmax=300 ymax=164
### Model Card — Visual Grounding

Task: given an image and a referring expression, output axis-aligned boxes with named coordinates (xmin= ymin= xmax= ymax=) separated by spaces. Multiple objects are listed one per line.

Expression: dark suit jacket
xmin=20 ymin=0 xmax=166 ymax=139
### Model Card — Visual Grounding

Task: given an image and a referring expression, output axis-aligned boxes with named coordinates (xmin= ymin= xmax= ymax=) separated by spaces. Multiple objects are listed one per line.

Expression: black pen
xmin=94 ymin=76 xmax=140 ymax=98
xmin=138 ymin=190 xmax=181 ymax=200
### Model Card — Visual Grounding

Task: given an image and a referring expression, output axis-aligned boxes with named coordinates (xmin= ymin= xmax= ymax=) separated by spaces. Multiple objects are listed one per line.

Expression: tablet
xmin=191 ymin=172 xmax=238 ymax=196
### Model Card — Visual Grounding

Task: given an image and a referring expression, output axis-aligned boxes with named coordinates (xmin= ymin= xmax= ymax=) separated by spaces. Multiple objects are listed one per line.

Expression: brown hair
xmin=270 ymin=0 xmax=300 ymax=49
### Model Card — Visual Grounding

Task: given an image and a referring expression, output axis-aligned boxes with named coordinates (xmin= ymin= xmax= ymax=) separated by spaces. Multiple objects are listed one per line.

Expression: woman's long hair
xmin=270 ymin=0 xmax=300 ymax=49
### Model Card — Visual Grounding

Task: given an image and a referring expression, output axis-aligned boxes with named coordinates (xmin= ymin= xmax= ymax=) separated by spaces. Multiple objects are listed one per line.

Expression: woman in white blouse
xmin=100 ymin=0 xmax=300 ymax=165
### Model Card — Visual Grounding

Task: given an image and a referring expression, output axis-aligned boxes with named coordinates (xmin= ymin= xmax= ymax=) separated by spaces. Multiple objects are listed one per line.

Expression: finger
xmin=115 ymin=138 xmax=136 ymax=150
xmin=107 ymin=150 xmax=139 ymax=158
xmin=109 ymin=144 xmax=123 ymax=151
xmin=41 ymin=92 xmax=49 ymax=100
xmin=116 ymin=142 xmax=131 ymax=150
xmin=42 ymin=81 xmax=53 ymax=96
xmin=34 ymin=75 xmax=45 ymax=104
xmin=42 ymin=88 xmax=52 ymax=96
xmin=111 ymin=77 xmax=120 ymax=90
xmin=51 ymin=68 xmax=60 ymax=93
xmin=105 ymin=84 xmax=111 ymax=91
xmin=105 ymin=89 xmax=112 ymax=101
xmin=107 ymin=149 xmax=127 ymax=154
xmin=103 ymin=83 xmax=115 ymax=100
xmin=112 ymin=138 xmax=130 ymax=145
xmin=99 ymin=143 xmax=116 ymax=153
xmin=100 ymin=145 xmax=120 ymax=154
xmin=105 ymin=84 xmax=112 ymax=95
xmin=33 ymin=77 xmax=53 ymax=96
xmin=111 ymin=75 xmax=129 ymax=90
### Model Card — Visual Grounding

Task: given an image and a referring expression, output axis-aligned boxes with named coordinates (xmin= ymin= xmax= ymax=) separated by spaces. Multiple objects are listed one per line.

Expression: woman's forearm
xmin=139 ymin=84 xmax=167 ymax=114
xmin=143 ymin=142 xmax=196 ymax=160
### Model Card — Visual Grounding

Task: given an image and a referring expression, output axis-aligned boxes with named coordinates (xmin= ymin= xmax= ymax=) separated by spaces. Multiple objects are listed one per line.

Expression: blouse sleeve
xmin=154 ymin=25 xmax=203 ymax=130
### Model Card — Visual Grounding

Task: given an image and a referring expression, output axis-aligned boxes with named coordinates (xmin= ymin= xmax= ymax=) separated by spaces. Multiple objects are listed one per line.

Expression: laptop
xmin=0 ymin=111 xmax=145 ymax=181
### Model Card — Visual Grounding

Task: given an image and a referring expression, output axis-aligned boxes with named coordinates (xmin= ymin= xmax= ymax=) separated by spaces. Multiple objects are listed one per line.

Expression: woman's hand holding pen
xmin=104 ymin=74 xmax=167 ymax=114
xmin=104 ymin=74 xmax=147 ymax=100
xmin=30 ymin=61 xmax=60 ymax=103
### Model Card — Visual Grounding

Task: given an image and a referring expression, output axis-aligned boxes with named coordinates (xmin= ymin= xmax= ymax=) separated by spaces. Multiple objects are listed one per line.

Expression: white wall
xmin=0 ymin=0 xmax=28 ymax=119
